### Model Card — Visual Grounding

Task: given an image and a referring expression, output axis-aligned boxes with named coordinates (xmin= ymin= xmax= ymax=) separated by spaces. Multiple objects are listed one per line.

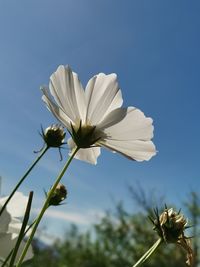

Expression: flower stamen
xmin=69 ymin=120 xmax=102 ymax=149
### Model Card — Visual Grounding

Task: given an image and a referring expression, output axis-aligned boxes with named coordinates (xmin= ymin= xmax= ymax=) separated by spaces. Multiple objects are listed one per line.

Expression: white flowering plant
xmin=0 ymin=65 xmax=190 ymax=267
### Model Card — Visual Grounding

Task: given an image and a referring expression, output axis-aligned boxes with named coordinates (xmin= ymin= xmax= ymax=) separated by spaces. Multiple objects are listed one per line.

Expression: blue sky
xmin=0 ymin=0 xmax=200 ymax=240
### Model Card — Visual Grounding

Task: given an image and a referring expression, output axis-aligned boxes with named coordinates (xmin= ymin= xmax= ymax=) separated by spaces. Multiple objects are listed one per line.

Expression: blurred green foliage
xmin=22 ymin=190 xmax=200 ymax=267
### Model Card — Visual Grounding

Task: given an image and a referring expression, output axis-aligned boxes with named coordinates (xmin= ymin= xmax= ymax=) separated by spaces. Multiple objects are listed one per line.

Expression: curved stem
xmin=0 ymin=146 xmax=49 ymax=217
xmin=16 ymin=147 xmax=79 ymax=267
xmin=132 ymin=238 xmax=163 ymax=267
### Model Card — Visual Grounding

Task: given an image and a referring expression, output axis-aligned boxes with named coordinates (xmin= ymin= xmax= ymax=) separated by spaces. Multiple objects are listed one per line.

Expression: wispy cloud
xmin=33 ymin=208 xmax=105 ymax=226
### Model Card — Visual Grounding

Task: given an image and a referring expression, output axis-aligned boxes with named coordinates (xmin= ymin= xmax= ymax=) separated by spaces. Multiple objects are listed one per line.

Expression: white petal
xmin=0 ymin=192 xmax=28 ymax=218
xmin=0 ymin=209 xmax=11 ymax=233
xmin=100 ymin=139 xmax=156 ymax=161
xmin=49 ymin=65 xmax=86 ymax=122
xmin=0 ymin=233 xmax=33 ymax=263
xmin=72 ymin=71 xmax=87 ymax=122
xmin=97 ymin=108 xmax=127 ymax=130
xmin=42 ymin=91 xmax=71 ymax=129
xmin=0 ymin=233 xmax=16 ymax=261
xmin=85 ymin=73 xmax=123 ymax=125
xmin=103 ymin=107 xmax=154 ymax=141
xmin=8 ymin=218 xmax=22 ymax=235
xmin=67 ymin=138 xmax=101 ymax=164
xmin=8 ymin=217 xmax=32 ymax=236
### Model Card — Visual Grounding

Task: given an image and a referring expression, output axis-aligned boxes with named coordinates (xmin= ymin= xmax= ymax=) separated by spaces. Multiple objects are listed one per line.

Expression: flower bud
xmin=48 ymin=184 xmax=67 ymax=206
xmin=43 ymin=124 xmax=66 ymax=148
xmin=151 ymin=207 xmax=193 ymax=266
xmin=156 ymin=208 xmax=187 ymax=243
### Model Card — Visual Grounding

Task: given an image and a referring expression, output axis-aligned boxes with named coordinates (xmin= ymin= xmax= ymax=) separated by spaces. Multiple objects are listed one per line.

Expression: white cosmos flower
xmin=0 ymin=192 xmax=33 ymax=265
xmin=42 ymin=65 xmax=156 ymax=164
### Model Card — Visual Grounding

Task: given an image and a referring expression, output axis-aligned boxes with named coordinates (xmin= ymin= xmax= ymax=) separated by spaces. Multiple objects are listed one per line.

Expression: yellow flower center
xmin=70 ymin=120 xmax=103 ymax=149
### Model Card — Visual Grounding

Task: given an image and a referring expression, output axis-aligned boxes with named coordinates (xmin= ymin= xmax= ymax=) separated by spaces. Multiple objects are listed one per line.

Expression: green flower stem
xmin=16 ymin=147 xmax=79 ymax=267
xmin=0 ymin=146 xmax=49 ymax=217
xmin=132 ymin=238 xmax=163 ymax=267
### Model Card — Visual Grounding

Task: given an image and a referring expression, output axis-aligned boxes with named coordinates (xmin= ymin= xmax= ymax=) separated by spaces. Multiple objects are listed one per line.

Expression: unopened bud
xmin=43 ymin=124 xmax=66 ymax=148
xmin=48 ymin=184 xmax=67 ymax=206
